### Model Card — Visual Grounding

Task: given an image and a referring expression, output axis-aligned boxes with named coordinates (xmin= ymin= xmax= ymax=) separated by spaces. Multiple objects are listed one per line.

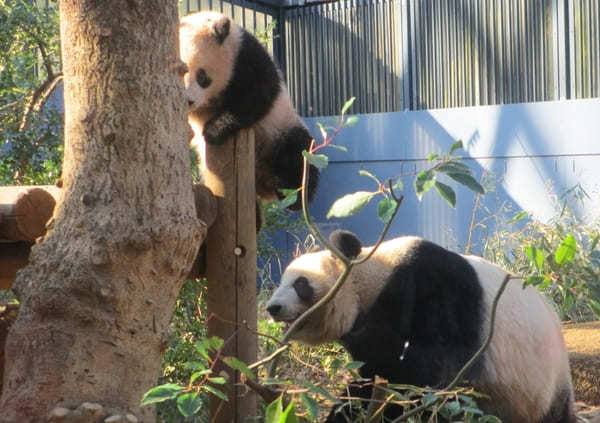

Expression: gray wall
xmin=303 ymin=98 xmax=600 ymax=253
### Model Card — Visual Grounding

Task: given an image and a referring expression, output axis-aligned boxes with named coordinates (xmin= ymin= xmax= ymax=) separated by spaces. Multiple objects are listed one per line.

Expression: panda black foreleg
xmin=202 ymin=111 xmax=242 ymax=145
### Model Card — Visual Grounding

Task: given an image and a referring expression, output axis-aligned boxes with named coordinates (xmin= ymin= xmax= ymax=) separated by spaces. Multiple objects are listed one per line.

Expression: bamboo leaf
xmin=555 ymin=234 xmax=577 ymax=265
xmin=449 ymin=140 xmax=463 ymax=155
xmin=525 ymin=246 xmax=545 ymax=270
xmin=508 ymin=211 xmax=529 ymax=223
xmin=299 ymin=393 xmax=320 ymax=420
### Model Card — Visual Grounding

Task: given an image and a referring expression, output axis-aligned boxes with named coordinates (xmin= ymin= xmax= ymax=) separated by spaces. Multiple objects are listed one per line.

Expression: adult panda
xmin=179 ymin=11 xmax=318 ymax=210
xmin=266 ymin=230 xmax=576 ymax=422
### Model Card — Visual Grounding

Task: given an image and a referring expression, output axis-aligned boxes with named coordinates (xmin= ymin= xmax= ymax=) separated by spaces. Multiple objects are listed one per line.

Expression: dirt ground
xmin=563 ymin=321 xmax=600 ymax=422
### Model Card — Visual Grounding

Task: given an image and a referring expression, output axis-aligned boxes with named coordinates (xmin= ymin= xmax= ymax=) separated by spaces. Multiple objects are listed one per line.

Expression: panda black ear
xmin=329 ymin=230 xmax=362 ymax=259
xmin=212 ymin=16 xmax=230 ymax=44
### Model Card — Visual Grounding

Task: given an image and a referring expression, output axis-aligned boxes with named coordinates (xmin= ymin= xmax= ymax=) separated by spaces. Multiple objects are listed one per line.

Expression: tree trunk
xmin=0 ymin=1 xmax=203 ymax=422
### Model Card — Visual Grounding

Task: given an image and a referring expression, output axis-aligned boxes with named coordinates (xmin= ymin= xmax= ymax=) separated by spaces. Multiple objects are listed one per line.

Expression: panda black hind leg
xmin=268 ymin=126 xmax=319 ymax=210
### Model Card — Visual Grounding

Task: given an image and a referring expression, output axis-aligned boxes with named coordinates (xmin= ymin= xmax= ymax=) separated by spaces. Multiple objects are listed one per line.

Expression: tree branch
xmin=18 ymin=73 xmax=63 ymax=131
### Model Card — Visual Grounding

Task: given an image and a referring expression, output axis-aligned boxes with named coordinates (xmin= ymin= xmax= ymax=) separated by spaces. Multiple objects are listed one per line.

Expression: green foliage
xmin=481 ymin=184 xmax=600 ymax=321
xmin=0 ymin=0 xmax=63 ymax=184
xmin=414 ymin=141 xmax=485 ymax=208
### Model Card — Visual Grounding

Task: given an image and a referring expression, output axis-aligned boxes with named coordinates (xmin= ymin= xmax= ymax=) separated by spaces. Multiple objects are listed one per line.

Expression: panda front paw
xmin=202 ymin=125 xmax=228 ymax=145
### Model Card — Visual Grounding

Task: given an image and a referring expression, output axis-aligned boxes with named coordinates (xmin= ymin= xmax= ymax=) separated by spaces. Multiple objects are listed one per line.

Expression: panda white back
xmin=465 ymin=255 xmax=574 ymax=422
xmin=267 ymin=230 xmax=576 ymax=422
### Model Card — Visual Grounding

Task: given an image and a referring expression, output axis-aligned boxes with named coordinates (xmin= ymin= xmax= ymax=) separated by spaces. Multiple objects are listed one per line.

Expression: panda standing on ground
xmin=179 ymin=11 xmax=318 ymax=210
xmin=266 ymin=230 xmax=576 ymax=422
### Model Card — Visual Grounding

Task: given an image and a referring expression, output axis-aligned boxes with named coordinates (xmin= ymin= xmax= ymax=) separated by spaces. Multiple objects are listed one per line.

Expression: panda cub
xmin=267 ymin=230 xmax=576 ymax=423
xmin=179 ymin=11 xmax=318 ymax=210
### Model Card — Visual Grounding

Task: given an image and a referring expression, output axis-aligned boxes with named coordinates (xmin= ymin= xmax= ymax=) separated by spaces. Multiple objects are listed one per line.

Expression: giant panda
xmin=266 ymin=230 xmax=576 ymax=422
xmin=179 ymin=11 xmax=318 ymax=210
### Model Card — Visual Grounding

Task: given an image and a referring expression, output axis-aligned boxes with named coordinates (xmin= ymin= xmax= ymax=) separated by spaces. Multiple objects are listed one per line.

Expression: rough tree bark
xmin=0 ymin=1 xmax=203 ymax=422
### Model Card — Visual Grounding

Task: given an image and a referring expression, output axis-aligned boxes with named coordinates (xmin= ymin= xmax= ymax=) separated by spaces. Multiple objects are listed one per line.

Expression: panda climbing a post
xmin=179 ymin=11 xmax=318 ymax=211
xmin=266 ymin=230 xmax=577 ymax=422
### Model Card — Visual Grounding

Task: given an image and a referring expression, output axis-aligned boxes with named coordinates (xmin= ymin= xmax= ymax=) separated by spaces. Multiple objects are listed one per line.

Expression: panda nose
xmin=267 ymin=304 xmax=282 ymax=316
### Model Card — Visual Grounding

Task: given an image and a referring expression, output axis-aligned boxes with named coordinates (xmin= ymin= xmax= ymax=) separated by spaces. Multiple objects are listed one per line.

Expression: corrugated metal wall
xmin=180 ymin=0 xmax=600 ymax=116
xmin=282 ymin=0 xmax=409 ymax=116
xmin=569 ymin=0 xmax=600 ymax=98
xmin=180 ymin=0 xmax=277 ymax=54
xmin=282 ymin=0 xmax=600 ymax=115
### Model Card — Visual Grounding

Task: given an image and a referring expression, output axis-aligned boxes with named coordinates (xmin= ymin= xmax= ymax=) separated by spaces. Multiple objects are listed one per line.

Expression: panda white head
xmin=179 ymin=12 xmax=242 ymax=115
xmin=266 ymin=230 xmax=364 ymax=344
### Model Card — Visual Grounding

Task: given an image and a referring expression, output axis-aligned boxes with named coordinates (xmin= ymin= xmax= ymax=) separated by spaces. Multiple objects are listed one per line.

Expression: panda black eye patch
xmin=293 ymin=277 xmax=313 ymax=302
xmin=195 ymin=68 xmax=212 ymax=88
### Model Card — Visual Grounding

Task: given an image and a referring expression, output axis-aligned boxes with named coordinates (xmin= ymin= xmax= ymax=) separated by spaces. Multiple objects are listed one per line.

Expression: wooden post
xmin=203 ymin=129 xmax=258 ymax=422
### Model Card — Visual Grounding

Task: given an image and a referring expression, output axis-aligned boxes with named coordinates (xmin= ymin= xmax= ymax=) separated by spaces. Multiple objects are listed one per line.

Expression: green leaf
xmin=281 ymin=402 xmax=298 ymax=423
xmin=524 ymin=275 xmax=546 ymax=287
xmin=299 ymin=393 xmax=320 ymax=420
xmin=316 ymin=122 xmax=327 ymax=141
xmin=525 ymin=246 xmax=545 ymax=271
xmin=434 ymin=181 xmax=456 ymax=208
xmin=265 ymin=397 xmax=284 ymax=423
xmin=508 ymin=211 xmax=529 ymax=223
xmin=358 ymin=169 xmax=380 ymax=185
xmin=588 ymin=299 xmax=600 ymax=319
xmin=345 ymin=115 xmax=359 ymax=127
xmin=300 ymin=380 xmax=340 ymax=403
xmin=377 ymin=198 xmax=398 ymax=223
xmin=201 ymin=384 xmax=228 ymax=402
xmin=436 ymin=161 xmax=471 ymax=175
xmin=208 ymin=376 xmax=227 ymax=385
xmin=277 ymin=189 xmax=299 ymax=209
xmin=140 ymin=383 xmax=185 ymax=406
xmin=449 ymin=140 xmax=463 ymax=155
xmin=185 ymin=361 xmax=209 ymax=371
xmin=392 ymin=177 xmax=403 ymax=192
xmin=341 ymin=97 xmax=356 ymax=115
xmin=302 ymin=151 xmax=328 ymax=170
xmin=343 ymin=361 xmax=365 ymax=371
xmin=328 ymin=144 xmax=348 ymax=152
xmin=428 ymin=153 xmax=440 ymax=161
xmin=555 ymin=234 xmax=577 ymax=265
xmin=190 ymin=370 xmax=210 ymax=384
xmin=205 ymin=336 xmax=224 ymax=351
xmin=176 ymin=392 xmax=203 ymax=418
xmin=446 ymin=172 xmax=485 ymax=194
xmin=327 ymin=191 xmax=375 ymax=219
xmin=414 ymin=170 xmax=436 ymax=200
xmin=221 ymin=356 xmax=256 ymax=381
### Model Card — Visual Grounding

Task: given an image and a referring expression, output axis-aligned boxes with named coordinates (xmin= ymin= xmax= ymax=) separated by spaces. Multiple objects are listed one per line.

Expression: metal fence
xmin=181 ymin=0 xmax=600 ymax=116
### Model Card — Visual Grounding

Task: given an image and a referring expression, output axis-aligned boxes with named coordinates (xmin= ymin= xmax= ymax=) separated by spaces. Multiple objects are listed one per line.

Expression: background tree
xmin=0 ymin=0 xmax=204 ymax=421
xmin=0 ymin=0 xmax=63 ymax=185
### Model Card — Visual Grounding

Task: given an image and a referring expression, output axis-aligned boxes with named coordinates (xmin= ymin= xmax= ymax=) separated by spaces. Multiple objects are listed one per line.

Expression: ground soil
xmin=563 ymin=321 xmax=600 ymax=422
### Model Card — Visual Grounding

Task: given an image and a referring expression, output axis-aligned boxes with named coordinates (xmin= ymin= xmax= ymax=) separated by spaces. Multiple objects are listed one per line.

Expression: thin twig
xmin=248 ymin=345 xmax=289 ymax=370
xmin=390 ymin=274 xmax=513 ymax=422
xmin=267 ymin=154 xmax=402 ymax=378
